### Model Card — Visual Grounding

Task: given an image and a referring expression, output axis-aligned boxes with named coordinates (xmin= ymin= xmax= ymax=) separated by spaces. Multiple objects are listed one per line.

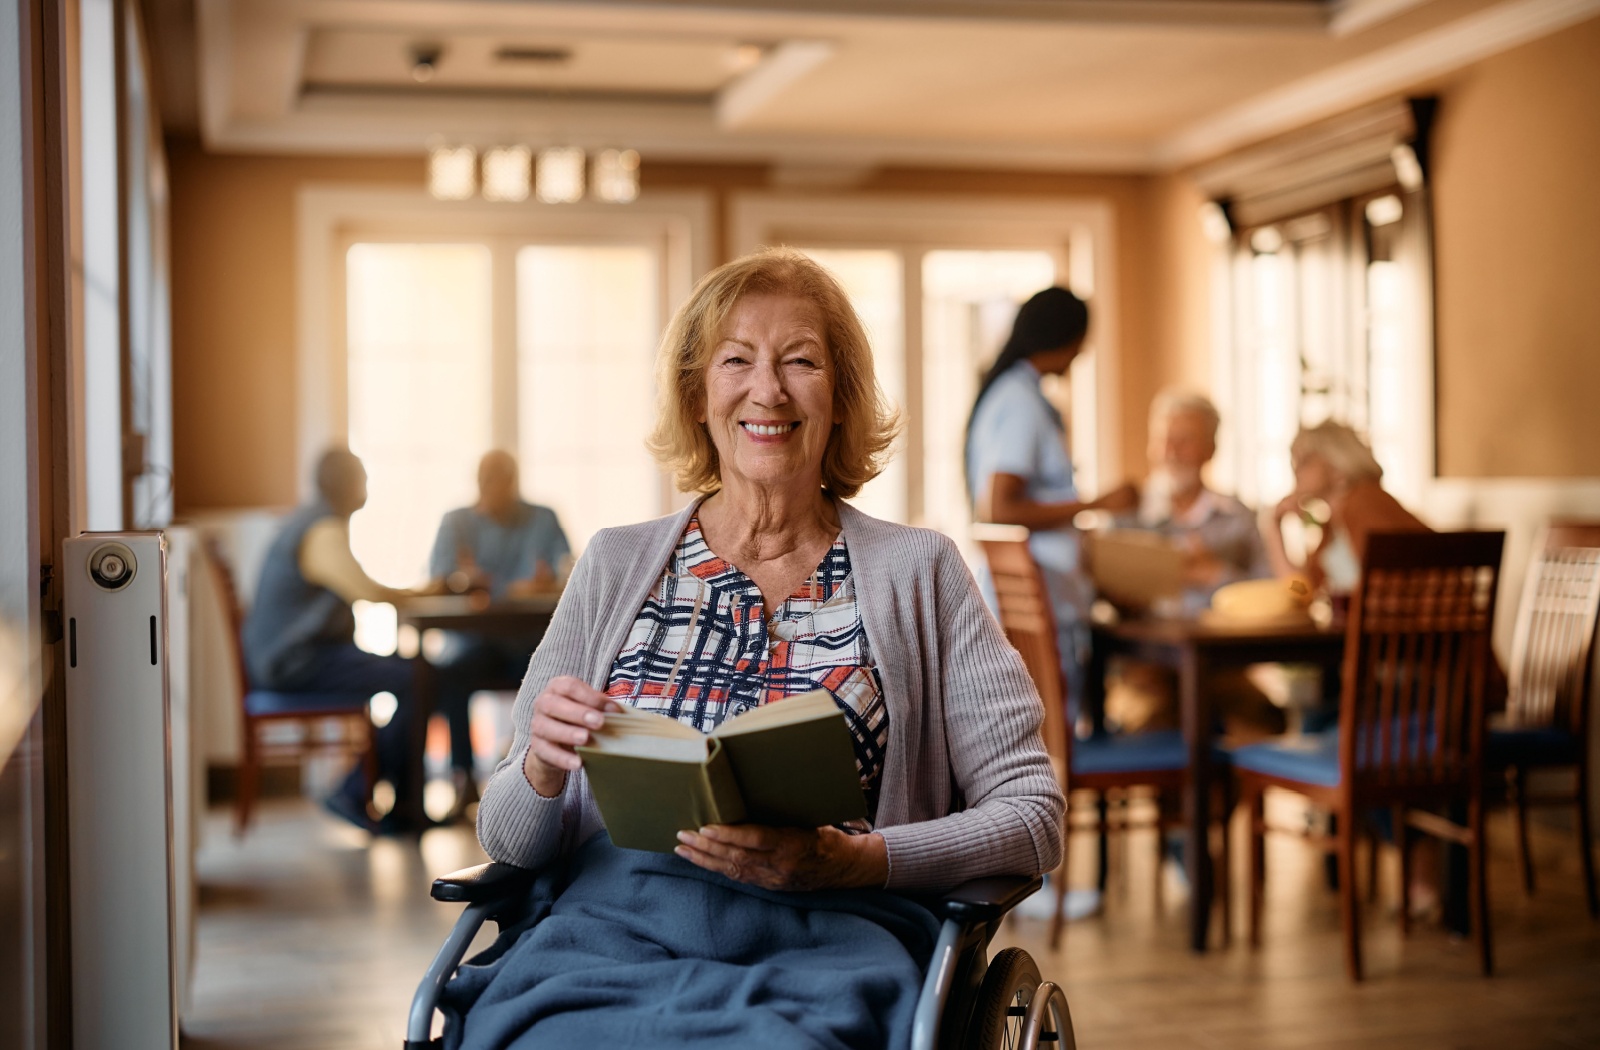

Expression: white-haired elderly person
xmin=1105 ymin=389 xmax=1282 ymax=739
xmin=447 ymin=248 xmax=1063 ymax=1050
xmin=1261 ymin=419 xmax=1427 ymax=597
xmin=1134 ymin=388 xmax=1271 ymax=613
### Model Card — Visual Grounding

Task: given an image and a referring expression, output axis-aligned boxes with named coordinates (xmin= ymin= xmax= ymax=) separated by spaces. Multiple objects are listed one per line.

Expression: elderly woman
xmin=448 ymin=248 xmax=1063 ymax=1049
xmin=1261 ymin=420 xmax=1427 ymax=595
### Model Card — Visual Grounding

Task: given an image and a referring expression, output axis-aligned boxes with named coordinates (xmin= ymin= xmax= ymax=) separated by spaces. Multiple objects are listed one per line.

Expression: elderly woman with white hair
xmin=446 ymin=248 xmax=1063 ymax=1050
xmin=1261 ymin=420 xmax=1428 ymax=596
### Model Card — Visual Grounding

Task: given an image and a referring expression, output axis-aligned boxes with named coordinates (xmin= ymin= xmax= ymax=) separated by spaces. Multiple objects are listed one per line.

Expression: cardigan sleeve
xmin=876 ymin=535 xmax=1065 ymax=890
xmin=474 ymin=539 xmax=605 ymax=870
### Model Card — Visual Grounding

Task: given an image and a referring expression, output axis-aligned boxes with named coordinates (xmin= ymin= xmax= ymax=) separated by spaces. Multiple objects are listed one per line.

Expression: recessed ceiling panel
xmin=302 ymin=27 xmax=755 ymax=97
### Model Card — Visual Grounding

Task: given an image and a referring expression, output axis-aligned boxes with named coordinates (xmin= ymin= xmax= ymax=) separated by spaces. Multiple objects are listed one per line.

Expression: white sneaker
xmin=1010 ymin=876 xmax=1102 ymax=921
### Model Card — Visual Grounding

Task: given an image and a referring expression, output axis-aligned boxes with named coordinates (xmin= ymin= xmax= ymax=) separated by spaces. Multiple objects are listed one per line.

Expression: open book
xmin=1085 ymin=529 xmax=1185 ymax=610
xmin=576 ymin=689 xmax=868 ymax=853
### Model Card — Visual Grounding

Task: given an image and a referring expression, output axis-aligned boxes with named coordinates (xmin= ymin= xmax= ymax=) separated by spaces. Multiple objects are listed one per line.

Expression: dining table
xmin=391 ymin=593 xmax=559 ymax=830
xmin=1082 ymin=612 xmax=1347 ymax=952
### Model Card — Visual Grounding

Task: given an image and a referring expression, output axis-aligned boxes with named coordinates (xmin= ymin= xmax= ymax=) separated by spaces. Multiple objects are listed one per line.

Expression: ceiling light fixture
xmin=1197 ymin=201 xmax=1232 ymax=244
xmin=536 ymin=147 xmax=586 ymax=204
xmin=1390 ymin=144 xmax=1424 ymax=192
xmin=411 ymin=43 xmax=443 ymax=84
xmin=1250 ymin=226 xmax=1284 ymax=254
xmin=482 ymin=146 xmax=532 ymax=202
xmin=427 ymin=145 xmax=476 ymax=200
xmin=728 ymin=43 xmax=765 ymax=72
xmin=1365 ymin=194 xmax=1404 ymax=228
xmin=593 ymin=148 xmax=640 ymax=204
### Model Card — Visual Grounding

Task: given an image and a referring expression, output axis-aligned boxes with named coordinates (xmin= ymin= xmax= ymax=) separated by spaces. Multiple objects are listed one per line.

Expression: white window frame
xmin=728 ymin=193 xmax=1120 ymax=521
xmin=1209 ymin=191 xmax=1437 ymax=513
xmin=295 ymin=186 xmax=714 ymax=511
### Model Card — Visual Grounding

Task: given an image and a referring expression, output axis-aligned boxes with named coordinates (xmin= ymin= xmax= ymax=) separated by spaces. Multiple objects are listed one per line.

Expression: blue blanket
xmin=441 ymin=833 xmax=941 ymax=1050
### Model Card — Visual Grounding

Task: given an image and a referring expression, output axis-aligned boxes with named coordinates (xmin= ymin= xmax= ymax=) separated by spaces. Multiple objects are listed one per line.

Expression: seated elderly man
xmin=444 ymin=248 xmax=1063 ymax=1049
xmin=1106 ymin=389 xmax=1282 ymax=739
xmin=242 ymin=448 xmax=421 ymax=832
xmin=1132 ymin=388 xmax=1270 ymax=612
xmin=427 ymin=450 xmax=571 ymax=820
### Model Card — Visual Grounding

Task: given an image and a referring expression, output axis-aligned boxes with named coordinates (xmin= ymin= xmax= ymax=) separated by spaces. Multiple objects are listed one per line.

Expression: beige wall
xmin=168 ymin=143 xmax=421 ymax=509
xmin=1429 ymin=15 xmax=1600 ymax=478
xmin=171 ymin=15 xmax=1599 ymax=515
xmin=168 ymin=148 xmax=1176 ymax=510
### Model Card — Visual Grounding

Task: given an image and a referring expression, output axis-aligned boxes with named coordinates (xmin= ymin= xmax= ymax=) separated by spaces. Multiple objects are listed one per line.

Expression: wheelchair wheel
xmin=968 ymin=947 xmax=1041 ymax=1049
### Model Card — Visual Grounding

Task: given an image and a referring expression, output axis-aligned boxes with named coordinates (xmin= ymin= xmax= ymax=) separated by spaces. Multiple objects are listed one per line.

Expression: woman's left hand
xmin=674 ymin=824 xmax=888 ymax=891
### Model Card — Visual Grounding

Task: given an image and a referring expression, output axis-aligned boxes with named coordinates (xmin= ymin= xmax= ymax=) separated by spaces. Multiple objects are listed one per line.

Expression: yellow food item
xmin=1209 ymin=577 xmax=1314 ymax=623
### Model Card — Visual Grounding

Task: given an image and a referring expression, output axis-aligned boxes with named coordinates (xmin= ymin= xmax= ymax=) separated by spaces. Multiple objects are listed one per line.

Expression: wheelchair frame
xmin=404 ymin=863 xmax=1074 ymax=1050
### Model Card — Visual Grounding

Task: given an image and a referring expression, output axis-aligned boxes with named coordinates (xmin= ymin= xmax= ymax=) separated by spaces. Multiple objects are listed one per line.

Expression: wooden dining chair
xmin=1490 ymin=522 xmax=1600 ymax=916
xmin=1232 ymin=530 xmax=1504 ymax=980
xmin=200 ymin=540 xmax=378 ymax=836
xmin=977 ymin=531 xmax=1228 ymax=949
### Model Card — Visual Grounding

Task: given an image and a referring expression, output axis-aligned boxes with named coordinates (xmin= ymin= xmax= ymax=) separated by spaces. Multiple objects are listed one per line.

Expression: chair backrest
xmin=1340 ymin=531 xmax=1504 ymax=795
xmin=975 ymin=532 xmax=1071 ymax=775
xmin=199 ymin=538 xmax=254 ymax=698
xmin=1505 ymin=522 xmax=1600 ymax=737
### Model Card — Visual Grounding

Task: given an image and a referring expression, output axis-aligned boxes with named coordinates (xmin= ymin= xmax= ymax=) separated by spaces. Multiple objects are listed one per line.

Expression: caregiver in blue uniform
xmin=965 ymin=287 xmax=1136 ymax=704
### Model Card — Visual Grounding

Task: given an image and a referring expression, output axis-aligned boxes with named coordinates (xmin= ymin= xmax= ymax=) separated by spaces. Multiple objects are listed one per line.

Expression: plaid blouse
xmin=605 ymin=515 xmax=890 ymax=816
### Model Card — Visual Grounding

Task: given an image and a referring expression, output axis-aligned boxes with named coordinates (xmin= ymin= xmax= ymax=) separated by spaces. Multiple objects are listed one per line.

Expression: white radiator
xmin=63 ymin=532 xmax=178 ymax=1050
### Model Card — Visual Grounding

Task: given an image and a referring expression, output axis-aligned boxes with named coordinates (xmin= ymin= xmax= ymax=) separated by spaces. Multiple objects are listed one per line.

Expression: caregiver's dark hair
xmin=963 ymin=287 xmax=1090 ymax=503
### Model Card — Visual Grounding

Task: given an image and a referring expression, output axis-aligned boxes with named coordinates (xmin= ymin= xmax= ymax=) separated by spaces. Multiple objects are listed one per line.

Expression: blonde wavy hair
xmin=1290 ymin=420 xmax=1384 ymax=483
xmin=647 ymin=247 xmax=902 ymax=499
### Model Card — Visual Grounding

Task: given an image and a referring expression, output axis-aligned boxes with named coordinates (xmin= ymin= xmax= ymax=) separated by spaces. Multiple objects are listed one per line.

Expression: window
xmin=735 ymin=194 xmax=1116 ymax=561
xmin=515 ymin=245 xmax=662 ymax=552
xmin=306 ymin=191 xmax=708 ymax=585
xmin=790 ymin=248 xmax=905 ymax=523
xmin=796 ymin=247 xmax=1076 ymax=554
xmin=346 ymin=244 xmax=494 ymax=588
xmin=921 ymin=250 xmax=1065 ymax=551
xmin=1197 ymin=99 xmax=1436 ymax=514
xmin=1215 ymin=190 xmax=1433 ymax=513
xmin=343 ymin=239 xmax=670 ymax=588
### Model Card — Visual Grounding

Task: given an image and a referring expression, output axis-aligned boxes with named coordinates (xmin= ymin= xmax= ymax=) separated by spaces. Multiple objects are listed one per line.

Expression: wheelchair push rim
xmin=967 ymin=947 xmax=1075 ymax=1050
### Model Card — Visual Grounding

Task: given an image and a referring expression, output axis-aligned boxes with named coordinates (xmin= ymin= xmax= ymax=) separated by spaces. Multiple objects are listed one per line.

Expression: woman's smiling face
xmin=700 ymin=293 xmax=835 ymax=497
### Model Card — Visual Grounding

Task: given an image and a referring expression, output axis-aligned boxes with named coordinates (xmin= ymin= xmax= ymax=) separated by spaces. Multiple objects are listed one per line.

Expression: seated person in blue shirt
xmin=427 ymin=450 xmax=571 ymax=819
xmin=242 ymin=447 xmax=423 ymax=832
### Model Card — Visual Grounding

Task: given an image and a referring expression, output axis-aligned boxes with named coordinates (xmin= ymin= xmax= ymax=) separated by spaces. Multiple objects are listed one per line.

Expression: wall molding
xmin=1161 ymin=0 xmax=1600 ymax=168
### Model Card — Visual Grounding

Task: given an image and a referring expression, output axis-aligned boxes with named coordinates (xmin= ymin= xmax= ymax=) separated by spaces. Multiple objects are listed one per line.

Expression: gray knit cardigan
xmin=475 ymin=499 xmax=1065 ymax=892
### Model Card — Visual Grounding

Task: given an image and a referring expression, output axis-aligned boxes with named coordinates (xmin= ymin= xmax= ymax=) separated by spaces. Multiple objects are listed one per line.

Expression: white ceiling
xmin=187 ymin=0 xmax=1600 ymax=170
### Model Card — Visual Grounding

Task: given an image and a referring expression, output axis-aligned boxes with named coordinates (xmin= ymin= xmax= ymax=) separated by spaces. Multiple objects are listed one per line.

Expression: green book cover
xmin=576 ymin=689 xmax=869 ymax=853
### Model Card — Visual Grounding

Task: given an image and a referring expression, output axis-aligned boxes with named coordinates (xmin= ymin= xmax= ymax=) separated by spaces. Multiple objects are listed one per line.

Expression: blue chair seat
xmin=1232 ymin=732 xmax=1341 ymax=788
xmin=1487 ymin=725 xmax=1582 ymax=768
xmin=1073 ymin=729 xmax=1190 ymax=776
xmin=244 ymin=689 xmax=373 ymax=718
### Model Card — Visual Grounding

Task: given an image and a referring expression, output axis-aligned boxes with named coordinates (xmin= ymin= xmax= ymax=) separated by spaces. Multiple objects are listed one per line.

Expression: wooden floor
xmin=182 ymin=796 xmax=1600 ymax=1049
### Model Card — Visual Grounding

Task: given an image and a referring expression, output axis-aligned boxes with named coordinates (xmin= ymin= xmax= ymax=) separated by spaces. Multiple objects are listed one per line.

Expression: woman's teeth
xmin=743 ymin=423 xmax=798 ymax=436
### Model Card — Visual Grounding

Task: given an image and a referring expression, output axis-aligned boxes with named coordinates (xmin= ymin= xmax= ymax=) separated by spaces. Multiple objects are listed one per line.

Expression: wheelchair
xmin=405 ymin=861 xmax=1076 ymax=1050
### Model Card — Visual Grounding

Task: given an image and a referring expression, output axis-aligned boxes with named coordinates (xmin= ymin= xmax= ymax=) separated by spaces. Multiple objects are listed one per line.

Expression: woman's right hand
xmin=1271 ymin=493 xmax=1302 ymax=523
xmin=1092 ymin=482 xmax=1140 ymax=514
xmin=522 ymin=676 xmax=621 ymax=798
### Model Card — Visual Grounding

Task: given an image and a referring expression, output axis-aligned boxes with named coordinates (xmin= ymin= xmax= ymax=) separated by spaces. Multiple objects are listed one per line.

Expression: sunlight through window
xmin=346 ymin=243 xmax=492 ymax=587
xmin=516 ymin=245 xmax=662 ymax=551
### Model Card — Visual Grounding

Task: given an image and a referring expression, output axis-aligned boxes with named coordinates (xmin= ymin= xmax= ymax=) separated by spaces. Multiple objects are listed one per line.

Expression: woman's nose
xmin=750 ymin=359 xmax=787 ymax=404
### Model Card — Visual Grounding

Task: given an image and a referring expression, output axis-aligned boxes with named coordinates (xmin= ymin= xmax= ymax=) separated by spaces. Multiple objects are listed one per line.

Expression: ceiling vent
xmin=496 ymin=46 xmax=574 ymax=64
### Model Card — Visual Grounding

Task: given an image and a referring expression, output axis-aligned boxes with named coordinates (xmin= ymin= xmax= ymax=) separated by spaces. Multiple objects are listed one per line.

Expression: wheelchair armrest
xmin=430 ymin=862 xmax=540 ymax=904
xmin=935 ymin=874 xmax=1044 ymax=924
